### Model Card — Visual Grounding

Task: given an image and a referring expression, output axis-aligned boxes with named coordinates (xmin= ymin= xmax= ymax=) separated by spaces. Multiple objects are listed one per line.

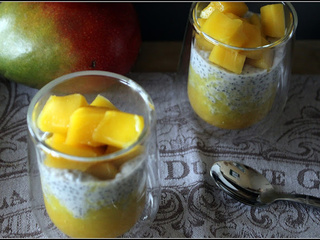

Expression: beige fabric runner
xmin=1 ymin=72 xmax=320 ymax=238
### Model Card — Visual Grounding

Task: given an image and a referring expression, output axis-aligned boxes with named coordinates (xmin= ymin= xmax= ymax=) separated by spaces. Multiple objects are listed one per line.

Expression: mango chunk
xmin=92 ymin=110 xmax=144 ymax=149
xmin=84 ymin=162 xmax=118 ymax=180
xmin=249 ymin=13 xmax=262 ymax=31
xmin=240 ymin=21 xmax=263 ymax=59
xmin=209 ymin=44 xmax=246 ymax=74
xmin=260 ymin=3 xmax=285 ymax=38
xmin=44 ymin=154 xmax=93 ymax=172
xmin=38 ymin=92 xmax=146 ymax=174
xmin=200 ymin=2 xmax=248 ymax=19
xmin=246 ymin=48 xmax=274 ymax=71
xmin=65 ymin=106 xmax=108 ymax=147
xmin=242 ymin=21 xmax=262 ymax=48
xmin=37 ymin=94 xmax=88 ymax=134
xmin=90 ymin=94 xmax=118 ymax=110
xmin=246 ymin=37 xmax=273 ymax=70
xmin=45 ymin=133 xmax=105 ymax=158
xmin=106 ymin=145 xmax=145 ymax=168
xmin=202 ymin=10 xmax=247 ymax=47
xmin=200 ymin=2 xmax=216 ymax=19
xmin=195 ymin=18 xmax=215 ymax=51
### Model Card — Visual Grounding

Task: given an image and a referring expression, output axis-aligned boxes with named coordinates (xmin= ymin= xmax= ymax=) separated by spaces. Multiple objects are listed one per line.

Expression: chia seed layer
xmin=39 ymin=154 xmax=146 ymax=219
xmin=189 ymin=40 xmax=284 ymax=114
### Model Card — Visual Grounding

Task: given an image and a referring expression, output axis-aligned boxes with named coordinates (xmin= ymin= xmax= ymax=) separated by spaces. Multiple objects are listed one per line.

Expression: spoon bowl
xmin=210 ymin=161 xmax=320 ymax=208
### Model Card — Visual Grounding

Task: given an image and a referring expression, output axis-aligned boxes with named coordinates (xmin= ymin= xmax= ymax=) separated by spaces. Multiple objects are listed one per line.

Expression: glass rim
xmin=27 ymin=70 xmax=156 ymax=163
xmin=190 ymin=1 xmax=298 ymax=51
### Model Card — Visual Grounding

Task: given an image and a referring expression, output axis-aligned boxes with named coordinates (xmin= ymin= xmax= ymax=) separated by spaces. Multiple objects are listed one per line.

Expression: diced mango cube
xmin=195 ymin=18 xmax=215 ymax=51
xmin=44 ymin=154 xmax=94 ymax=172
xmin=260 ymin=3 xmax=285 ymax=38
xmin=200 ymin=2 xmax=248 ymax=19
xmin=246 ymin=37 xmax=274 ymax=70
xmin=242 ymin=21 xmax=262 ymax=48
xmin=45 ymin=133 xmax=105 ymax=157
xmin=84 ymin=162 xmax=118 ymax=180
xmin=107 ymin=145 xmax=145 ymax=168
xmin=240 ymin=21 xmax=263 ymax=59
xmin=200 ymin=2 xmax=217 ymax=19
xmin=65 ymin=106 xmax=108 ymax=147
xmin=202 ymin=10 xmax=247 ymax=47
xmin=249 ymin=13 xmax=262 ymax=30
xmin=246 ymin=47 xmax=274 ymax=70
xmin=90 ymin=94 xmax=118 ymax=110
xmin=241 ymin=49 xmax=263 ymax=60
xmin=92 ymin=110 xmax=144 ymax=149
xmin=209 ymin=44 xmax=246 ymax=74
xmin=37 ymin=94 xmax=88 ymax=134
xmin=215 ymin=2 xmax=248 ymax=17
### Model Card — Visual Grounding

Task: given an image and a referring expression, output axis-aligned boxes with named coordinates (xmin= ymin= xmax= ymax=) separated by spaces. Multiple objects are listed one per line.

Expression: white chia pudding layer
xmin=39 ymin=155 xmax=146 ymax=219
xmin=189 ymin=40 xmax=285 ymax=113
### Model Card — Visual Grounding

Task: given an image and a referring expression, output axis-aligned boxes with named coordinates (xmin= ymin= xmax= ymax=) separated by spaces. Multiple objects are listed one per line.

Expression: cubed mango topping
xmin=246 ymin=38 xmax=274 ymax=70
xmin=84 ymin=162 xmax=118 ymax=180
xmin=65 ymin=106 xmax=108 ymax=147
xmin=209 ymin=44 xmax=246 ymax=74
xmin=197 ymin=1 xmax=287 ymax=73
xmin=202 ymin=10 xmax=247 ymax=48
xmin=200 ymin=2 xmax=248 ymax=19
xmin=92 ymin=110 xmax=144 ymax=149
xmin=37 ymin=94 xmax=88 ymax=134
xmin=242 ymin=21 xmax=262 ymax=48
xmin=45 ymin=133 xmax=105 ymax=157
xmin=249 ymin=13 xmax=263 ymax=31
xmin=37 ymin=93 xmax=145 ymax=180
xmin=260 ymin=3 xmax=285 ymax=38
xmin=195 ymin=18 xmax=215 ymax=51
xmin=44 ymin=154 xmax=92 ymax=172
xmin=90 ymin=94 xmax=118 ymax=110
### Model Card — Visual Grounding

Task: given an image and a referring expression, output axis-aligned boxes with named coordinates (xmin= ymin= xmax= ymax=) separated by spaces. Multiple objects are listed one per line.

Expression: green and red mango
xmin=0 ymin=2 xmax=141 ymax=88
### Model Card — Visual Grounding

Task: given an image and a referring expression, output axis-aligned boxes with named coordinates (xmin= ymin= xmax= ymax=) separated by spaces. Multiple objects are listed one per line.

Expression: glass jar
xmin=27 ymin=70 xmax=160 ymax=238
xmin=186 ymin=2 xmax=298 ymax=139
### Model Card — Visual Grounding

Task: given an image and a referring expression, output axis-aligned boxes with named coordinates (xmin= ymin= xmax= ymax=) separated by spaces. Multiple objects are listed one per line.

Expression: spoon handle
xmin=278 ymin=193 xmax=320 ymax=208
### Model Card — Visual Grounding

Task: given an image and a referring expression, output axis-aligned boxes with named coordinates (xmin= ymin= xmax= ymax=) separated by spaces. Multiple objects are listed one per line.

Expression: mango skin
xmin=0 ymin=2 xmax=141 ymax=89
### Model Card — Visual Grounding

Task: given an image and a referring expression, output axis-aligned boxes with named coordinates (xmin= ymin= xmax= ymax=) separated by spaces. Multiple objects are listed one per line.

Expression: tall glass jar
xmin=27 ymin=70 xmax=160 ymax=238
xmin=186 ymin=2 xmax=298 ymax=139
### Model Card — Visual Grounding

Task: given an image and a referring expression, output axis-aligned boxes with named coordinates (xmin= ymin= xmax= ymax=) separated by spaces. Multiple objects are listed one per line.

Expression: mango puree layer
xmin=44 ymin=191 xmax=145 ymax=238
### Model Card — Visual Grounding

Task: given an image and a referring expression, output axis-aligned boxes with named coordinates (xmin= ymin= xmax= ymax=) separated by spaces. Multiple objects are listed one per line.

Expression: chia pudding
xmin=38 ymin=150 xmax=147 ymax=238
xmin=187 ymin=37 xmax=284 ymax=129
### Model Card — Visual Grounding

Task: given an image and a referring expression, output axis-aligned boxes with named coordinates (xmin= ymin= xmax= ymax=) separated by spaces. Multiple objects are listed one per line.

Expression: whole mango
xmin=0 ymin=2 xmax=141 ymax=89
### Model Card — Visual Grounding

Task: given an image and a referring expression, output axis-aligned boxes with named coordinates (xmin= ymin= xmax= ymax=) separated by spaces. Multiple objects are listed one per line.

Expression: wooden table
xmin=132 ymin=40 xmax=320 ymax=74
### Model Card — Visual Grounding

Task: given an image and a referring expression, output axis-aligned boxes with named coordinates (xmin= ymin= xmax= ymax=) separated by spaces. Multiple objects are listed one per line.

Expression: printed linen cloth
xmin=1 ymin=73 xmax=320 ymax=238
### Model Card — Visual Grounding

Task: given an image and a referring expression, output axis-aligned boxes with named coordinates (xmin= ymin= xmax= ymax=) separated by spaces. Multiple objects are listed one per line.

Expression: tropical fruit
xmin=37 ymin=93 xmax=144 ymax=179
xmin=201 ymin=10 xmax=247 ymax=48
xmin=209 ymin=45 xmax=246 ymax=74
xmin=261 ymin=3 xmax=286 ymax=38
xmin=0 ymin=2 xmax=141 ymax=88
xmin=200 ymin=2 xmax=248 ymax=18
xmin=92 ymin=111 xmax=144 ymax=149
xmin=37 ymin=94 xmax=88 ymax=134
xmin=65 ymin=106 xmax=109 ymax=147
xmin=195 ymin=18 xmax=215 ymax=51
xmin=197 ymin=1 xmax=286 ymax=73
xmin=90 ymin=94 xmax=118 ymax=109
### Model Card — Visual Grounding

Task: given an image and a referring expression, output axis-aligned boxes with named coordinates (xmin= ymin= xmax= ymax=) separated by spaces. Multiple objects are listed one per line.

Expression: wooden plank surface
xmin=132 ymin=40 xmax=320 ymax=74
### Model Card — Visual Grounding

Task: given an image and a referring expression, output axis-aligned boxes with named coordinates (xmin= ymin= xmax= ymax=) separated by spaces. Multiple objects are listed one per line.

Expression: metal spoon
xmin=210 ymin=160 xmax=320 ymax=208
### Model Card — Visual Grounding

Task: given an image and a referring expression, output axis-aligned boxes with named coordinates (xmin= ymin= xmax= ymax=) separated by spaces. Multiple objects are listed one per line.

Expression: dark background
xmin=133 ymin=2 xmax=320 ymax=41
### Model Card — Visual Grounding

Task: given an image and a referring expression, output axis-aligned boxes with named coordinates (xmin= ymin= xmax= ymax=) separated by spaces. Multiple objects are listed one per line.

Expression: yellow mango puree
xmin=44 ymin=191 xmax=145 ymax=238
xmin=187 ymin=65 xmax=276 ymax=129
